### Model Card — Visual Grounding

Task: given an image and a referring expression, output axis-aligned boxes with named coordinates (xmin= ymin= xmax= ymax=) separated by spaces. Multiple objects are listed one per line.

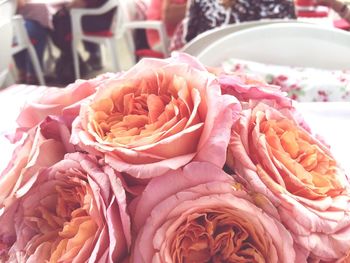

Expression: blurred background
xmin=0 ymin=0 xmax=349 ymax=88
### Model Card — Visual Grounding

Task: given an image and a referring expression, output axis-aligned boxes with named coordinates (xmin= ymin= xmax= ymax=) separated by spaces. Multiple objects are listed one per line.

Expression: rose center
xmin=171 ymin=210 xmax=267 ymax=263
xmin=258 ymin=118 xmax=343 ymax=198
xmin=22 ymin=176 xmax=97 ymax=261
xmin=90 ymin=76 xmax=199 ymax=146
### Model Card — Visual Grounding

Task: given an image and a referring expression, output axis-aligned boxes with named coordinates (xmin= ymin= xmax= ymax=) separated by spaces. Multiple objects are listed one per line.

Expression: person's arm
xmin=162 ymin=0 xmax=187 ymax=26
xmin=316 ymin=0 xmax=350 ymax=22
xmin=220 ymin=0 xmax=235 ymax=9
xmin=68 ymin=0 xmax=87 ymax=8
xmin=17 ymin=0 xmax=26 ymax=8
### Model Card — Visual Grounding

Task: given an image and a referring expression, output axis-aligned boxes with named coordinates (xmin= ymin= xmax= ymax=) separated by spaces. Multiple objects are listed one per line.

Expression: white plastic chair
xmin=197 ymin=23 xmax=350 ymax=70
xmin=11 ymin=15 xmax=46 ymax=85
xmin=0 ymin=0 xmax=45 ymax=85
xmin=181 ymin=19 xmax=303 ymax=57
xmin=118 ymin=0 xmax=170 ymax=64
xmin=70 ymin=0 xmax=120 ymax=79
xmin=0 ymin=0 xmax=15 ymax=17
xmin=0 ymin=0 xmax=15 ymax=88
xmin=0 ymin=20 xmax=13 ymax=88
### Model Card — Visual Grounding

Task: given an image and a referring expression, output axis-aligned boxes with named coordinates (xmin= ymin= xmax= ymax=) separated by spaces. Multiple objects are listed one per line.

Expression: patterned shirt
xmin=184 ymin=0 xmax=296 ymax=43
xmin=84 ymin=0 xmax=108 ymax=8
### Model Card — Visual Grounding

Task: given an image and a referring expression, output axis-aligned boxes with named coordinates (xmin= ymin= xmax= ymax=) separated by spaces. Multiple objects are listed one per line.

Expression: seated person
xmin=146 ymin=0 xmax=187 ymax=52
xmin=315 ymin=0 xmax=350 ymax=22
xmin=14 ymin=0 xmax=48 ymax=84
xmin=182 ymin=0 xmax=296 ymax=46
xmin=51 ymin=0 xmax=115 ymax=81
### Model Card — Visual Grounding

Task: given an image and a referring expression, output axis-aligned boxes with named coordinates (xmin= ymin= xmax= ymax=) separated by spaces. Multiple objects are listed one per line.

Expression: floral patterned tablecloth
xmin=223 ymin=58 xmax=350 ymax=102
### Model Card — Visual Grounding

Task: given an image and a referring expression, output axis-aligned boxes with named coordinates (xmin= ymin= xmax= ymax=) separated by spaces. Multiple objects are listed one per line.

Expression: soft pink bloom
xmin=0 ymin=153 xmax=130 ymax=262
xmin=218 ymin=73 xmax=292 ymax=108
xmin=131 ymin=162 xmax=296 ymax=263
xmin=0 ymin=117 xmax=70 ymax=216
xmin=228 ymin=100 xmax=350 ymax=261
xmin=219 ymin=72 xmax=314 ymax=136
xmin=16 ymin=73 xmax=119 ymax=130
xmin=71 ymin=53 xmax=240 ymax=179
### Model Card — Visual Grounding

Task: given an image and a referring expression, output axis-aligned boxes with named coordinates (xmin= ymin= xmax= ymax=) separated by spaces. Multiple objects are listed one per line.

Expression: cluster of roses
xmin=0 ymin=53 xmax=349 ymax=262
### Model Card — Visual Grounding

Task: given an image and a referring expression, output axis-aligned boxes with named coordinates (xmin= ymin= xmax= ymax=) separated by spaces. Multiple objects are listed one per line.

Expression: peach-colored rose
xmin=228 ymin=100 xmax=350 ymax=261
xmin=131 ymin=162 xmax=296 ymax=263
xmin=342 ymin=252 xmax=350 ymax=263
xmin=71 ymin=53 xmax=240 ymax=178
xmin=16 ymin=73 xmax=119 ymax=130
xmin=0 ymin=117 xmax=70 ymax=216
xmin=0 ymin=153 xmax=130 ymax=262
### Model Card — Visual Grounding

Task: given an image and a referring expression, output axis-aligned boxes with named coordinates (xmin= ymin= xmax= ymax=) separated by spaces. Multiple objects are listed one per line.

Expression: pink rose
xmin=0 ymin=117 xmax=70 ymax=215
xmin=71 ymin=53 xmax=240 ymax=178
xmin=218 ymin=73 xmax=292 ymax=108
xmin=219 ymin=73 xmax=313 ymax=134
xmin=131 ymin=162 xmax=296 ymax=262
xmin=0 ymin=153 xmax=130 ymax=262
xmin=342 ymin=252 xmax=350 ymax=263
xmin=16 ymin=73 xmax=119 ymax=130
xmin=228 ymin=100 xmax=350 ymax=261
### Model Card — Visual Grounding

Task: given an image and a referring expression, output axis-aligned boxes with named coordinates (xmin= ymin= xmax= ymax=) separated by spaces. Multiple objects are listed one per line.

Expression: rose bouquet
xmin=0 ymin=53 xmax=349 ymax=262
